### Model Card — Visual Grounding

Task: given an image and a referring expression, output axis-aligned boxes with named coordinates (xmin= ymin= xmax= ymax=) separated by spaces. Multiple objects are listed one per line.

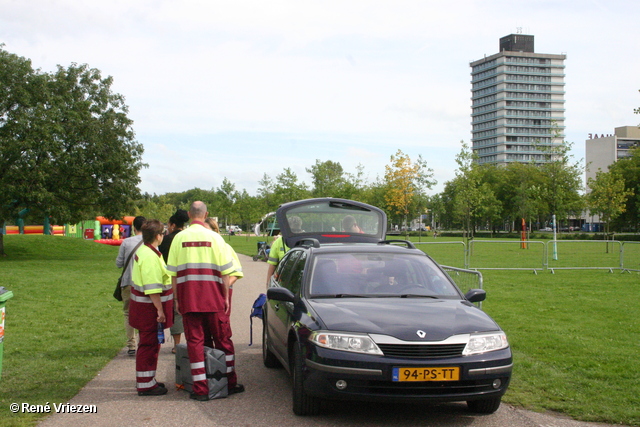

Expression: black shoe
xmin=156 ymin=382 xmax=165 ymax=388
xmin=138 ymin=385 xmax=168 ymax=396
xmin=127 ymin=349 xmax=136 ymax=356
xmin=190 ymin=393 xmax=210 ymax=401
xmin=228 ymin=384 xmax=245 ymax=395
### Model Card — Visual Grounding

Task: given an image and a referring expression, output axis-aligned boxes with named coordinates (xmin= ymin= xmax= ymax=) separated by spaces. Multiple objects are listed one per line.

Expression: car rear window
xmin=284 ymin=201 xmax=383 ymax=237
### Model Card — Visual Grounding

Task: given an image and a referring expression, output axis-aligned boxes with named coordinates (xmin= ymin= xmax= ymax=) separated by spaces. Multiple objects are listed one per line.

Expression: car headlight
xmin=463 ymin=332 xmax=509 ymax=355
xmin=310 ymin=331 xmax=383 ymax=355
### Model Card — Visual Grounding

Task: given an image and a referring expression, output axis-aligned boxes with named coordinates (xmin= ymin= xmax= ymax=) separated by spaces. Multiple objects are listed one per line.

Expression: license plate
xmin=392 ymin=367 xmax=460 ymax=382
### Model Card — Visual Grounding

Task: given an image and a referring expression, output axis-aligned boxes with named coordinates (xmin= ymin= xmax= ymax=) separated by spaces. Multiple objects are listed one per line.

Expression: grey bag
xmin=175 ymin=343 xmax=229 ymax=399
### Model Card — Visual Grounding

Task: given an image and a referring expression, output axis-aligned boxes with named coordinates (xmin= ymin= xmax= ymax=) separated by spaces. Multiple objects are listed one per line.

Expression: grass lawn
xmin=0 ymin=236 xmax=122 ymax=427
xmin=0 ymin=234 xmax=638 ymax=426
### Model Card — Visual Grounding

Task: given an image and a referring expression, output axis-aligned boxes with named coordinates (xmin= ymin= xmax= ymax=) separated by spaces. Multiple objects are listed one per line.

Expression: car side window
xmin=276 ymin=250 xmax=302 ymax=292
xmin=287 ymin=251 xmax=307 ymax=295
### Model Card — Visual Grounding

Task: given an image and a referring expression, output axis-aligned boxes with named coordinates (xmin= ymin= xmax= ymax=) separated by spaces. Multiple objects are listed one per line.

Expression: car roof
xmin=275 ymin=198 xmax=387 ymax=248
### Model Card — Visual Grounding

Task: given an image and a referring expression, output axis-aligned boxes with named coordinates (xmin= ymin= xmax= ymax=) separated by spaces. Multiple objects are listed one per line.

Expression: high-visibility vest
xmin=130 ymin=244 xmax=174 ymax=331
xmin=166 ymin=224 xmax=234 ymax=313
xmin=267 ymin=236 xmax=289 ymax=266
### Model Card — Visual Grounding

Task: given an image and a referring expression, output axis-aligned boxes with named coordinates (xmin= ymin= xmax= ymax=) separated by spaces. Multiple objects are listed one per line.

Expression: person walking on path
xmin=115 ymin=215 xmax=146 ymax=355
xmin=129 ymin=219 xmax=174 ymax=396
xmin=166 ymin=201 xmax=245 ymax=401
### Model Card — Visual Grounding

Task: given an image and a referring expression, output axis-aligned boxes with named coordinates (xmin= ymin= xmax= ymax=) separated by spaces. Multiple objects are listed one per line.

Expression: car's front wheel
xmin=262 ymin=319 xmax=281 ymax=368
xmin=292 ymin=344 xmax=321 ymax=416
xmin=467 ymin=396 xmax=502 ymax=414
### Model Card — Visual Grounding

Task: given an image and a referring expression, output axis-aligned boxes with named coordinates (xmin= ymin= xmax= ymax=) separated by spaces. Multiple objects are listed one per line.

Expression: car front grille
xmin=377 ymin=343 xmax=466 ymax=359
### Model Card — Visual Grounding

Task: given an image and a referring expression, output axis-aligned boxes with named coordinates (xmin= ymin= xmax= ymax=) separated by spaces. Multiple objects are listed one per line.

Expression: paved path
xmin=38 ymin=254 xmax=626 ymax=427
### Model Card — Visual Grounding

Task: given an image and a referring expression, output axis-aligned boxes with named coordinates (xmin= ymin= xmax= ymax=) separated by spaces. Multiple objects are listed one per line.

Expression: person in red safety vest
xmin=129 ymin=219 xmax=174 ymax=396
xmin=166 ymin=201 xmax=245 ymax=401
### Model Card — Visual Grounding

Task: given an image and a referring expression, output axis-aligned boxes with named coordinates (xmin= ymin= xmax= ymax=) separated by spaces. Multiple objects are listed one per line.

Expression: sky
xmin=2 ymin=0 xmax=639 ymax=197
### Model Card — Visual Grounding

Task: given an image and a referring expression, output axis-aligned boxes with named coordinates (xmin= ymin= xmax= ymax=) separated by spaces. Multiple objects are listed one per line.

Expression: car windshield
xmin=307 ymin=252 xmax=461 ymax=298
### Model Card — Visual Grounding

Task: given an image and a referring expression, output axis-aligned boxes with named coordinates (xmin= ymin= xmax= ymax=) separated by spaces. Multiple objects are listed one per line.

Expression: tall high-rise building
xmin=470 ymin=34 xmax=566 ymax=165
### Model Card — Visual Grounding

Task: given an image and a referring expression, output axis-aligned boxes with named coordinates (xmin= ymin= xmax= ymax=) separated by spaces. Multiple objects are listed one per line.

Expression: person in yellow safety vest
xmin=265 ymin=215 xmax=303 ymax=286
xmin=204 ymin=217 xmax=243 ymax=315
xmin=166 ymin=201 xmax=244 ymax=401
xmin=266 ymin=235 xmax=288 ymax=285
xmin=129 ymin=219 xmax=174 ymax=396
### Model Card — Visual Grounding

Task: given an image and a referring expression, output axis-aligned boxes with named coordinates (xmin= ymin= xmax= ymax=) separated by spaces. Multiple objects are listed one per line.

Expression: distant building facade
xmin=585 ymin=126 xmax=640 ymax=185
xmin=584 ymin=126 xmax=640 ymax=231
xmin=470 ymin=34 xmax=566 ymax=165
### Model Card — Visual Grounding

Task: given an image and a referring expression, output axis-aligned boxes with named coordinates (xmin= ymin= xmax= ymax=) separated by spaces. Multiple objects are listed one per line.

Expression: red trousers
xmin=136 ymin=329 xmax=161 ymax=392
xmin=183 ymin=312 xmax=237 ymax=396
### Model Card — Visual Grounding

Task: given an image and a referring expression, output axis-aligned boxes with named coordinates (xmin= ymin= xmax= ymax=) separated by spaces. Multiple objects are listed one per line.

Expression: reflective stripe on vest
xmin=130 ymin=293 xmax=174 ymax=303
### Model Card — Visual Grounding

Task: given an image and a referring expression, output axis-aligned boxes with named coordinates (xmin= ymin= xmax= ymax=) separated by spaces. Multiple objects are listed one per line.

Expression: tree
xmin=0 ymin=47 xmax=144 ymax=255
xmin=537 ymin=139 xmax=584 ymax=227
xmin=257 ymin=173 xmax=278 ymax=212
xmin=384 ymin=150 xmax=435 ymax=228
xmin=448 ymin=141 xmax=498 ymax=239
xmin=608 ymin=148 xmax=640 ymax=231
xmin=273 ymin=168 xmax=310 ymax=205
xmin=490 ymin=163 xmax=545 ymax=232
xmin=306 ymin=160 xmax=347 ymax=198
xmin=216 ymin=178 xmax=239 ymax=227
xmin=587 ymin=171 xmax=633 ymax=238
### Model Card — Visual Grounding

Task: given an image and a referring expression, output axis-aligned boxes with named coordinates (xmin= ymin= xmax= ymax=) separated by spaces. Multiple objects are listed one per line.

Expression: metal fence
xmin=545 ymin=240 xmax=623 ymax=273
xmin=417 ymin=239 xmax=640 ymax=273
xmin=468 ymin=240 xmax=546 ymax=272
xmin=414 ymin=241 xmax=467 ymax=268
xmin=441 ymin=265 xmax=483 ymax=308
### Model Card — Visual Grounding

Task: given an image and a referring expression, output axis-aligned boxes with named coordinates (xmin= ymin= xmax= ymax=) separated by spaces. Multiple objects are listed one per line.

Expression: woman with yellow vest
xmin=130 ymin=219 xmax=174 ymax=396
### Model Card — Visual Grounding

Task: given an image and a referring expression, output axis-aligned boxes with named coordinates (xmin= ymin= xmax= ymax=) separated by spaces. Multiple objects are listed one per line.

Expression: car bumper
xmin=301 ymin=345 xmax=512 ymax=403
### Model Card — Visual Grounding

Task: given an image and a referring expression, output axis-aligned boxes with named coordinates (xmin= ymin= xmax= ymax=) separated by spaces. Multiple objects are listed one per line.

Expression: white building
xmin=470 ymin=34 xmax=566 ymax=165
xmin=585 ymin=126 xmax=640 ymax=185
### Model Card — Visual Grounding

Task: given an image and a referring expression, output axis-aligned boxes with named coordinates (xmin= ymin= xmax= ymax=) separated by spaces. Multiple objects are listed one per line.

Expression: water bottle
xmin=157 ymin=322 xmax=165 ymax=344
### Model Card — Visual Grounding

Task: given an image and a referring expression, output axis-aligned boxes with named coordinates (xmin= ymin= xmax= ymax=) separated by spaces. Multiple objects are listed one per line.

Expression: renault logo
xmin=416 ymin=330 xmax=426 ymax=338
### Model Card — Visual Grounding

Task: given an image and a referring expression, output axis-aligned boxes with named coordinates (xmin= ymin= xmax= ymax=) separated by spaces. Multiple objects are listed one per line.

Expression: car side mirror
xmin=465 ymin=289 xmax=486 ymax=303
xmin=267 ymin=287 xmax=296 ymax=303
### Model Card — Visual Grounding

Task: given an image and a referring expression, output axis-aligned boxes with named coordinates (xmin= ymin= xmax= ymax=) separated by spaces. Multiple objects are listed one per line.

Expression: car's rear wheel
xmin=292 ymin=344 xmax=321 ymax=416
xmin=467 ymin=396 xmax=502 ymax=414
xmin=262 ymin=319 xmax=281 ymax=368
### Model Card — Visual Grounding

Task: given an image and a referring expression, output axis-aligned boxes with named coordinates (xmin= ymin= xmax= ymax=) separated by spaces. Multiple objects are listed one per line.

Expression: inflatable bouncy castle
xmin=94 ymin=216 xmax=135 ymax=245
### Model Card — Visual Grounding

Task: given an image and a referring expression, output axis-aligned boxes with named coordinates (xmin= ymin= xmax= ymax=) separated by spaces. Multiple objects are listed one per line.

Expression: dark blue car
xmin=263 ymin=198 xmax=512 ymax=415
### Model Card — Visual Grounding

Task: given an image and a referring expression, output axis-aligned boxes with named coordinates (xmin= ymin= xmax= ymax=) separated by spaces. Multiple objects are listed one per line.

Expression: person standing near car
xmin=116 ymin=215 xmax=146 ymax=356
xmin=158 ymin=209 xmax=189 ymax=354
xmin=265 ymin=216 xmax=303 ymax=285
xmin=204 ymin=217 xmax=243 ymax=315
xmin=129 ymin=219 xmax=174 ymax=396
xmin=166 ymin=201 xmax=244 ymax=401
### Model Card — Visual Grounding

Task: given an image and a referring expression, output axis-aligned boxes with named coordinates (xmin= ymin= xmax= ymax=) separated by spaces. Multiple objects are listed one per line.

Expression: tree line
xmin=133 ymin=140 xmax=640 ymax=237
xmin=2 ymin=47 xmax=639 ymax=256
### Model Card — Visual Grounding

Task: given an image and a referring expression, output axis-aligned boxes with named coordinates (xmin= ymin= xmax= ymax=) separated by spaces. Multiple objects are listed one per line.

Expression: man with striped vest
xmin=167 ymin=201 xmax=244 ymax=400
